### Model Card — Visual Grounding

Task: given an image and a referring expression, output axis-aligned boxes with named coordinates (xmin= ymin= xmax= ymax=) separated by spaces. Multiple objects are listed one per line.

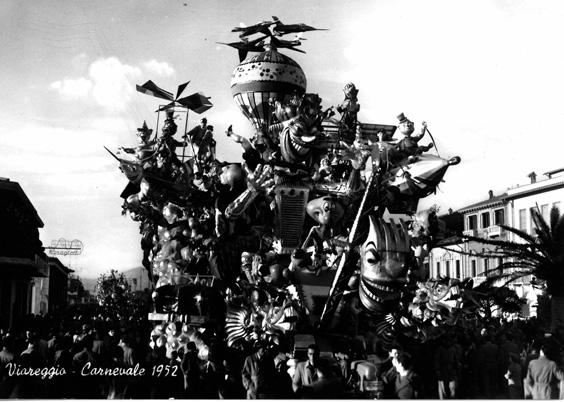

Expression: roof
xmin=0 ymin=178 xmax=44 ymax=227
xmin=543 ymin=167 xmax=564 ymax=178
xmin=48 ymin=256 xmax=74 ymax=274
xmin=458 ymin=193 xmax=508 ymax=213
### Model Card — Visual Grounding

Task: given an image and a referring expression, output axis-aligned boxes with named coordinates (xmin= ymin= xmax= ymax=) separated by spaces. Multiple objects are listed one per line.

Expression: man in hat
xmin=158 ymin=110 xmax=189 ymax=167
xmin=394 ymin=113 xmax=433 ymax=161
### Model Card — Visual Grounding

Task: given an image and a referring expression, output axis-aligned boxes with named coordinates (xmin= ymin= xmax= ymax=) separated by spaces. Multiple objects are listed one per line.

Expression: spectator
xmin=505 ymin=353 xmax=523 ymax=399
xmin=181 ymin=341 xmax=201 ymax=398
xmin=242 ymin=342 xmax=274 ymax=399
xmin=298 ymin=363 xmax=344 ymax=399
xmin=392 ymin=351 xmax=421 ymax=399
xmin=477 ymin=334 xmax=501 ymax=398
xmin=434 ymin=335 xmax=461 ymax=399
xmin=292 ymin=343 xmax=321 ymax=393
xmin=524 ymin=343 xmax=564 ymax=399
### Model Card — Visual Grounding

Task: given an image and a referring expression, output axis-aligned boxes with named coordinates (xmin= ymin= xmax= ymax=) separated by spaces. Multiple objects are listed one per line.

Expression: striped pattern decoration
xmin=231 ymin=48 xmax=306 ymax=133
xmin=372 ymin=313 xmax=397 ymax=349
xmin=233 ymin=91 xmax=295 ymax=132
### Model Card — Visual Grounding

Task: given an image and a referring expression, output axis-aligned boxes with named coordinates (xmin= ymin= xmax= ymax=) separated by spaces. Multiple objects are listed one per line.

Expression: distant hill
xmin=81 ymin=277 xmax=98 ymax=294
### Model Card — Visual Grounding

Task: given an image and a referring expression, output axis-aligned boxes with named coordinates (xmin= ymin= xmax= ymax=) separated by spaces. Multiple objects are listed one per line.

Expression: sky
xmin=2 ymin=0 xmax=564 ymax=278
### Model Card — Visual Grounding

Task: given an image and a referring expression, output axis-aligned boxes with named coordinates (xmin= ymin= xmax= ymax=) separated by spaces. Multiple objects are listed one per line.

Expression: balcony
xmin=463 ymin=229 xmax=478 ymax=237
xmin=486 ymin=225 xmax=504 ymax=238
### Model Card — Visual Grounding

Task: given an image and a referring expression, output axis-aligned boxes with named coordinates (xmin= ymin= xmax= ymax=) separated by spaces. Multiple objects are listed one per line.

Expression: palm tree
xmin=462 ymin=206 xmax=564 ymax=335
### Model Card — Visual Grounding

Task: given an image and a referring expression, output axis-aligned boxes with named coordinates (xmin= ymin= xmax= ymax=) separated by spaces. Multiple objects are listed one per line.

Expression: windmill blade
xmin=136 ymin=80 xmax=174 ymax=100
xmin=176 ymin=81 xmax=190 ymax=100
xmin=177 ymin=92 xmax=213 ymax=114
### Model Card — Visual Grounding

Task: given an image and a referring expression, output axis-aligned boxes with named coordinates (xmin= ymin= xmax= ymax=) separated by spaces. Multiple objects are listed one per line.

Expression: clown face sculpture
xmin=359 ymin=216 xmax=411 ymax=314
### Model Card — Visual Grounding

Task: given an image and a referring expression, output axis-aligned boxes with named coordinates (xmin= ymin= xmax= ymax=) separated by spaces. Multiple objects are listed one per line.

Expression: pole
xmin=319 ymin=165 xmax=378 ymax=324
xmin=182 ymin=109 xmax=189 ymax=163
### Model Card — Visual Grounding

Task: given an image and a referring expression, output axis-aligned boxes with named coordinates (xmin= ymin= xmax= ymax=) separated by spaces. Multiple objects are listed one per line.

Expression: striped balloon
xmin=231 ymin=47 xmax=307 ymax=133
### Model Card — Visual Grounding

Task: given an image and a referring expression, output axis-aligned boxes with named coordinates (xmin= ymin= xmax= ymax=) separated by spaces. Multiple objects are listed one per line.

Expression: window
xmin=481 ymin=212 xmax=490 ymax=228
xmin=519 ymin=209 xmax=527 ymax=231
xmin=530 ymin=208 xmax=537 ymax=235
xmin=494 ymin=209 xmax=505 ymax=225
xmin=471 ymin=260 xmax=477 ymax=277
xmin=484 ymin=259 xmax=489 ymax=276
xmin=436 ymin=262 xmax=441 ymax=277
xmin=456 ymin=260 xmax=461 ymax=279
xmin=498 ymin=257 xmax=503 ymax=274
xmin=445 ymin=261 xmax=451 ymax=278
xmin=468 ymin=215 xmax=477 ymax=230
xmin=541 ymin=204 xmax=549 ymax=222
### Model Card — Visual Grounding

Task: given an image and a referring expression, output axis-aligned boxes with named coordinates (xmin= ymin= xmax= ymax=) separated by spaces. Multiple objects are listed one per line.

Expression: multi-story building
xmin=31 ymin=257 xmax=73 ymax=315
xmin=428 ymin=168 xmax=564 ymax=316
xmin=0 ymin=178 xmax=48 ymax=329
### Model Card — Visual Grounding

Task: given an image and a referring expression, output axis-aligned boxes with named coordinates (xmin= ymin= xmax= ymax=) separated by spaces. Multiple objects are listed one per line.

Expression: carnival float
xmin=106 ymin=17 xmax=478 ymax=395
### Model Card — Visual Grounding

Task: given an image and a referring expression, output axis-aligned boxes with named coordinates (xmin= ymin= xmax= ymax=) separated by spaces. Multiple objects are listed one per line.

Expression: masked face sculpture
xmin=359 ymin=216 xmax=411 ymax=314
xmin=279 ymin=93 xmax=323 ymax=164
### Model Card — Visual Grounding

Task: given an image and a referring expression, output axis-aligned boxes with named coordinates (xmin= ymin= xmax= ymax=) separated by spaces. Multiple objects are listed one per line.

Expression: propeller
xmin=136 ymin=80 xmax=213 ymax=113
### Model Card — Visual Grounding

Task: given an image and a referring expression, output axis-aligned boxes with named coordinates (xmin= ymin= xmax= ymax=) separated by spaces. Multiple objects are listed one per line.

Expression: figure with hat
xmin=157 ymin=109 xmax=189 ymax=167
xmin=118 ymin=121 xmax=157 ymax=164
xmin=336 ymin=82 xmax=360 ymax=143
xmin=394 ymin=113 xmax=433 ymax=162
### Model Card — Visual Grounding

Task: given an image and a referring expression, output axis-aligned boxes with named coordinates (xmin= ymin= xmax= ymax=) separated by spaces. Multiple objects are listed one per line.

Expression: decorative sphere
xmin=231 ymin=47 xmax=307 ymax=132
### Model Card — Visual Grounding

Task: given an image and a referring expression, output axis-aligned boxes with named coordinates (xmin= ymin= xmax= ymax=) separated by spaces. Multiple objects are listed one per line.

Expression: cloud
xmin=142 ymin=59 xmax=175 ymax=77
xmin=89 ymin=57 xmax=142 ymax=111
xmin=50 ymin=77 xmax=92 ymax=100
xmin=50 ymin=56 xmax=176 ymax=111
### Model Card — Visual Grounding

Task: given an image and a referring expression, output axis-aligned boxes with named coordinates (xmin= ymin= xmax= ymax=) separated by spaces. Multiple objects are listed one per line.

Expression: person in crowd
xmin=292 ymin=343 xmax=321 ymax=393
xmin=0 ymin=336 xmax=14 ymax=367
xmin=392 ymin=350 xmax=420 ymax=399
xmin=477 ymin=334 xmax=501 ymax=398
xmin=181 ymin=341 xmax=201 ymax=398
xmin=434 ymin=335 xmax=461 ymax=399
xmin=271 ymin=351 xmax=294 ymax=398
xmin=242 ymin=342 xmax=274 ymax=399
xmin=219 ymin=358 xmax=246 ymax=399
xmin=505 ymin=353 xmax=523 ymax=399
xmin=524 ymin=343 xmax=564 ymax=399
xmin=298 ymin=363 xmax=344 ymax=399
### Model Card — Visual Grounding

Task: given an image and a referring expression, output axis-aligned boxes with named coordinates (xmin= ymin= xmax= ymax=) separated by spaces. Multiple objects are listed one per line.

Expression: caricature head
xmin=397 ymin=113 xmax=415 ymax=136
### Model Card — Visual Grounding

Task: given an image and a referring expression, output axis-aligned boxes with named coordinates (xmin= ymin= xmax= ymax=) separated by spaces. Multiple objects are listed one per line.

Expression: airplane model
xmin=217 ymin=35 xmax=267 ymax=61
xmin=272 ymin=16 xmax=328 ymax=36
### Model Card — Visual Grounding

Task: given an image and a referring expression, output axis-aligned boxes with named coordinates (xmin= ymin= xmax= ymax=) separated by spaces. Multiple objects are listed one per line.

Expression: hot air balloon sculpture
xmin=230 ymin=46 xmax=307 ymax=136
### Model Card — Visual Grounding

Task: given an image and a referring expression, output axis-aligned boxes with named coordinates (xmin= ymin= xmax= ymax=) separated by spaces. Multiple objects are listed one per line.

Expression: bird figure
xmin=272 ymin=16 xmax=328 ymax=36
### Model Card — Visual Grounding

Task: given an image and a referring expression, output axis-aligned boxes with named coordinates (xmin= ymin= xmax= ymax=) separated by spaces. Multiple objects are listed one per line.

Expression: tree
xmin=463 ymin=206 xmax=564 ymax=336
xmin=471 ymin=282 xmax=526 ymax=320
xmin=95 ymin=269 xmax=133 ymax=320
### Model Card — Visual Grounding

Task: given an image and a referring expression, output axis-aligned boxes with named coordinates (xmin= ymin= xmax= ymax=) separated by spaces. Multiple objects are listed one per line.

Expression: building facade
xmin=0 ymin=178 xmax=48 ymax=329
xmin=428 ymin=168 xmax=564 ymax=316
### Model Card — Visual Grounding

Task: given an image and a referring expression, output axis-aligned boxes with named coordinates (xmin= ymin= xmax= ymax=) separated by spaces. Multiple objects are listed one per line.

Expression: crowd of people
xmin=1 ymin=309 xmax=563 ymax=399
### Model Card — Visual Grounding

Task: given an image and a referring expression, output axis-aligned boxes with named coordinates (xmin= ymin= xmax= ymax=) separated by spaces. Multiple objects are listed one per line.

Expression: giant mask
xmin=359 ymin=216 xmax=411 ymax=314
xmin=278 ymin=93 xmax=323 ymax=164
